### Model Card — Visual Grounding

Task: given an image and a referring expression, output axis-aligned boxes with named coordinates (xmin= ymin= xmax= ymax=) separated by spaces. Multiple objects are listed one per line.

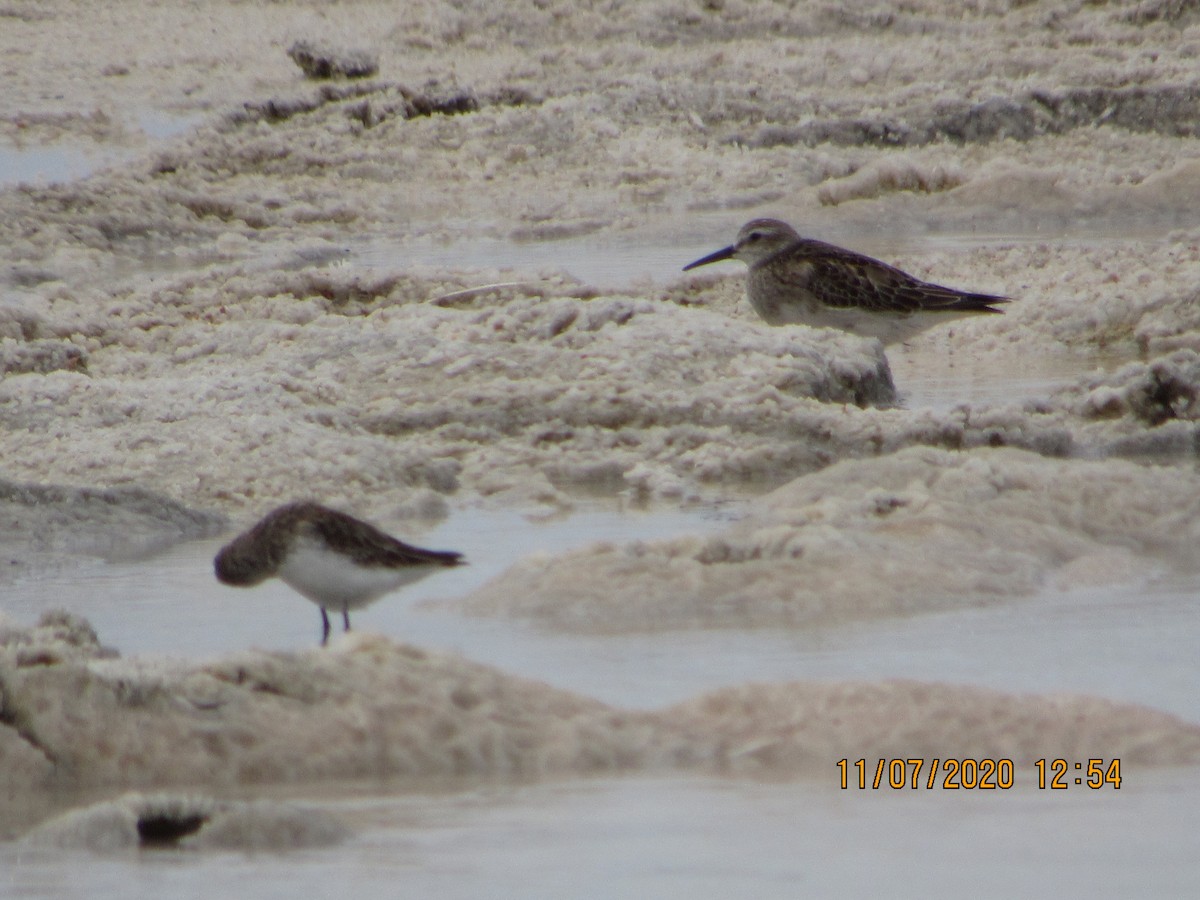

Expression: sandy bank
xmin=3 ymin=610 xmax=1197 ymax=841
xmin=447 ymin=445 xmax=1200 ymax=631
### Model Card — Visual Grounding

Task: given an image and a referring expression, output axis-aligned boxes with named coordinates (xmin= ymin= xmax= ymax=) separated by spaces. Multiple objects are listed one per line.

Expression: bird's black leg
xmin=320 ymin=607 xmax=331 ymax=646
xmin=342 ymin=606 xmax=351 ymax=633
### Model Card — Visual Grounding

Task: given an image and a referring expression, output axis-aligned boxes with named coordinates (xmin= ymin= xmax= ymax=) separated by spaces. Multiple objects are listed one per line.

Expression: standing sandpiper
xmin=214 ymin=501 xmax=464 ymax=645
xmin=683 ymin=218 xmax=1009 ymax=345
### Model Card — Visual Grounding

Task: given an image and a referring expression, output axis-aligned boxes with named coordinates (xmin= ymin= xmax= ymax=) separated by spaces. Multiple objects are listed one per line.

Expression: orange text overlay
xmin=836 ymin=758 xmax=1122 ymax=790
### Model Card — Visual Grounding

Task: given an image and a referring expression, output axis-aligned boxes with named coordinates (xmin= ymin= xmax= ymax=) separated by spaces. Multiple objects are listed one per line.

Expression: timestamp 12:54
xmin=1035 ymin=758 xmax=1122 ymax=789
xmin=835 ymin=758 xmax=1122 ymax=790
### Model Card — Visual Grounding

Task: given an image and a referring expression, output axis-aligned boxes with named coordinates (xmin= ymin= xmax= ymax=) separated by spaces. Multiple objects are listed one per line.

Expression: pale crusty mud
xmin=287 ymin=40 xmax=379 ymax=81
xmin=3 ymin=0 xmax=1200 ymax=520
xmin=0 ymin=613 xmax=677 ymax=794
xmin=3 ymin=257 xmax=1200 ymax=523
xmin=446 ymin=446 xmax=1200 ymax=632
xmin=4 ymin=0 xmax=1200 ymax=854
xmin=0 ymin=274 xmax=896 ymax=516
xmin=3 ymin=612 xmax=1198 ymax=845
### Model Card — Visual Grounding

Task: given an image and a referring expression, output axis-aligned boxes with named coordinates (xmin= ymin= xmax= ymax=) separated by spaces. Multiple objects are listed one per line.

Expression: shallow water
xmin=890 ymin=343 xmax=1120 ymax=411
xmin=0 ymin=503 xmax=734 ymax=663
xmin=0 ymin=111 xmax=1190 ymax=900
xmin=0 ymin=111 xmax=199 ymax=186
xmin=4 ymin=771 xmax=1197 ymax=900
xmin=0 ymin=144 xmax=106 ymax=187
xmin=5 ymin=3 xmax=1200 ymax=893
xmin=350 ymin=220 xmax=1179 ymax=295
xmin=3 ymin=229 xmax=1195 ymax=900
xmin=349 ymin=219 xmax=744 ymax=290
xmin=5 ymin=341 xmax=1190 ymax=900
xmin=2 ymin=190 xmax=1187 ymax=895
xmin=5 ymin=503 xmax=1198 ymax=721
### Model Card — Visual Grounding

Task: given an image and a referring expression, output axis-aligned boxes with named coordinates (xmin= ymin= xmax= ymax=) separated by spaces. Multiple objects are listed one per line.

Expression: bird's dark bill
xmin=682 ymin=245 xmax=735 ymax=271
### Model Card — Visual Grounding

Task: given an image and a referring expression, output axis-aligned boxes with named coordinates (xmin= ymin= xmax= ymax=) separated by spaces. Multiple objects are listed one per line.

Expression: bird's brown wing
xmin=309 ymin=508 xmax=464 ymax=568
xmin=792 ymin=240 xmax=1007 ymax=314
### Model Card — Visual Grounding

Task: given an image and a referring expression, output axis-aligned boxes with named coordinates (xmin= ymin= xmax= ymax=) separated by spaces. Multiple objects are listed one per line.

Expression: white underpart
xmin=278 ymin=538 xmax=441 ymax=612
xmin=767 ymin=303 xmax=981 ymax=346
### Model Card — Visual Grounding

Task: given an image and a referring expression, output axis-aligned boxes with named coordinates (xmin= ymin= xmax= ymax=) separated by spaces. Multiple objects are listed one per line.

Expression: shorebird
xmin=683 ymin=218 xmax=1008 ymax=345
xmin=214 ymin=501 xmax=464 ymax=645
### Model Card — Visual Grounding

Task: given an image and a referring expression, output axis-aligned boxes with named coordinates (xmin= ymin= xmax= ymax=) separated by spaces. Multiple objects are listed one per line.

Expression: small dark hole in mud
xmin=136 ymin=813 xmax=209 ymax=846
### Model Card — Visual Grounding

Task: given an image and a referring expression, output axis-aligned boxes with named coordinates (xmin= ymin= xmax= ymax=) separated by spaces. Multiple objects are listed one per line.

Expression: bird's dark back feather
xmin=769 ymin=237 xmax=1008 ymax=315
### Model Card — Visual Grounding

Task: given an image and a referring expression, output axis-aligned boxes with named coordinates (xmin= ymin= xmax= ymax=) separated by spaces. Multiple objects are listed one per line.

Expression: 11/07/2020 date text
xmin=836 ymin=758 xmax=1122 ymax=790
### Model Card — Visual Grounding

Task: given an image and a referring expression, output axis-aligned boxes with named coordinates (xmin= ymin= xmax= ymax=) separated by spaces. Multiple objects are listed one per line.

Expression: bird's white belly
xmin=278 ymin=541 xmax=438 ymax=610
xmin=751 ymin=290 xmax=974 ymax=345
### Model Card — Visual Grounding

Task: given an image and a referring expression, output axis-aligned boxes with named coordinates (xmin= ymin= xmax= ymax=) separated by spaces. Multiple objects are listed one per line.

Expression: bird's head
xmin=683 ymin=218 xmax=801 ymax=271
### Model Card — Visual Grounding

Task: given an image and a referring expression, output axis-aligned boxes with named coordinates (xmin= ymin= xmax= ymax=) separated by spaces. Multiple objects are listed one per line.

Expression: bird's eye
xmin=747 ymin=232 xmax=762 ymax=242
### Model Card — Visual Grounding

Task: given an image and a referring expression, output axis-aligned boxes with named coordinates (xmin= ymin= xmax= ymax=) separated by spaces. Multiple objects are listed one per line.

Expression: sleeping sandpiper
xmin=683 ymin=218 xmax=1009 ymax=345
xmin=214 ymin=501 xmax=464 ymax=645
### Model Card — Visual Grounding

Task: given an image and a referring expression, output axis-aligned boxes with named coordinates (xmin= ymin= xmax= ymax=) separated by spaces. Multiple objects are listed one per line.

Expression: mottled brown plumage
xmin=684 ymin=218 xmax=1009 ymax=344
xmin=214 ymin=501 xmax=463 ymax=644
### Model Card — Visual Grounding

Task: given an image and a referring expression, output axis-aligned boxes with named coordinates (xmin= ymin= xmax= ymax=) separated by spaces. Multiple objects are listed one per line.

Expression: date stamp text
xmin=835 ymin=758 xmax=1122 ymax=790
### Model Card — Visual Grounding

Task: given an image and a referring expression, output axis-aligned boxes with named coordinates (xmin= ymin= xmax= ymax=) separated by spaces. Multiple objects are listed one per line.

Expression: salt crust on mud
xmin=5 ymin=0 xmax=1200 ymax=243
xmin=3 ymin=1 xmax=1200 ymax=518
xmin=3 ymin=614 xmax=1198 ymax=834
xmin=3 ymin=260 xmax=1200 ymax=520
xmin=5 ymin=0 xmax=1200 ymax=847
xmin=0 ymin=274 xmax=895 ymax=513
xmin=449 ymin=446 xmax=1200 ymax=631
